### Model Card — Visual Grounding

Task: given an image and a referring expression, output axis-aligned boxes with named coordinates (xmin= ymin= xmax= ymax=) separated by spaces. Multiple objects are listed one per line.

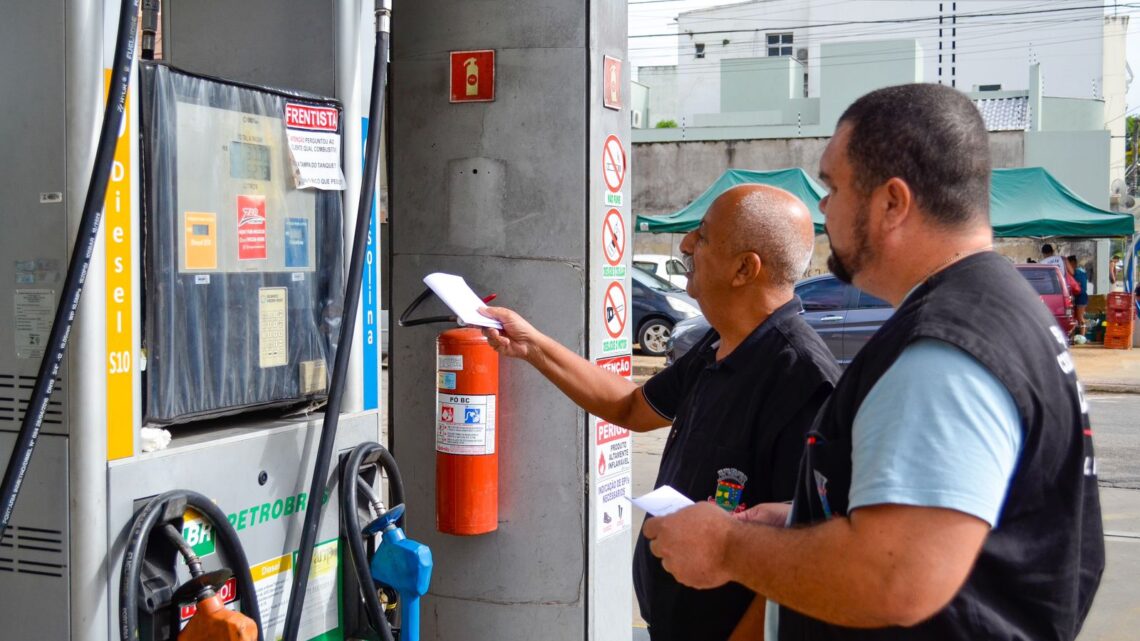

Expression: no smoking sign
xmin=603 ymin=281 xmax=627 ymax=339
xmin=602 ymin=135 xmax=625 ymax=207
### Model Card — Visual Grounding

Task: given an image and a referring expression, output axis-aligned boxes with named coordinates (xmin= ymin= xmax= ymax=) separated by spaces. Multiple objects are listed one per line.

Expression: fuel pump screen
xmin=141 ymin=64 xmax=345 ymax=424
xmin=230 ymin=142 xmax=271 ymax=181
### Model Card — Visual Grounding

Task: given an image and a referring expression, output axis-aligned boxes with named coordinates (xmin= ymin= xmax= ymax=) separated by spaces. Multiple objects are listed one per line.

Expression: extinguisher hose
xmin=281 ymin=5 xmax=391 ymax=640
xmin=0 ymin=0 xmax=139 ymax=539
xmin=340 ymin=442 xmax=405 ymax=641
xmin=119 ymin=490 xmax=263 ymax=641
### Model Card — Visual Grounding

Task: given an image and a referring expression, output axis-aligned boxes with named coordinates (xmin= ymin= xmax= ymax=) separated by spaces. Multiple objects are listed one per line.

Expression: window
xmin=666 ymin=259 xmax=687 ymax=276
xmin=796 ymin=277 xmax=849 ymax=311
xmin=767 ymin=32 xmax=793 ymax=57
xmin=1019 ymin=268 xmax=1061 ymax=295
xmin=856 ymin=291 xmax=892 ymax=309
xmin=978 ymin=83 xmax=1002 ymax=92
xmin=633 ymin=261 xmax=658 ymax=274
xmin=695 ymin=43 xmax=706 ymax=59
xmin=632 ymin=266 xmax=681 ymax=292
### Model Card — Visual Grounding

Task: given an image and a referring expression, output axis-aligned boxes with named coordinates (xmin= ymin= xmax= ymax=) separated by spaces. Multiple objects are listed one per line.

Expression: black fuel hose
xmin=0 ymin=0 xmax=139 ymax=538
xmin=281 ymin=5 xmax=392 ymax=640
xmin=340 ymin=442 xmax=405 ymax=641
xmin=119 ymin=490 xmax=263 ymax=641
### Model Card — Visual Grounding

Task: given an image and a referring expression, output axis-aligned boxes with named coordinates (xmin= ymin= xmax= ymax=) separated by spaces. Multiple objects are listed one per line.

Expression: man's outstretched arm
xmin=480 ymin=306 xmax=670 ymax=432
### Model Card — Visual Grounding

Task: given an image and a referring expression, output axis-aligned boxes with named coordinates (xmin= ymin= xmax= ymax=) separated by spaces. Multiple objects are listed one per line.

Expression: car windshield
xmin=1019 ymin=268 xmax=1060 ymax=295
xmin=633 ymin=266 xmax=684 ymax=292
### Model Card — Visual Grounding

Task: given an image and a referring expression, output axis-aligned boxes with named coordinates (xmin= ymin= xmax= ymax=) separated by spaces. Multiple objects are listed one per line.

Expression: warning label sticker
xmin=437 ymin=393 xmax=497 ymax=455
xmin=596 ymin=354 xmax=632 ymax=380
xmin=284 ymin=103 xmax=346 ymax=191
xmin=14 ymin=289 xmax=53 ymax=360
xmin=601 ymin=209 xmax=627 ymax=279
xmin=596 ymin=415 xmax=632 ymax=541
xmin=183 ymin=211 xmax=217 ymax=270
xmin=249 ymin=539 xmax=339 ymax=641
xmin=258 ymin=288 xmax=288 ymax=368
xmin=284 ymin=217 xmax=310 ymax=269
xmin=237 ymin=195 xmax=268 ymax=261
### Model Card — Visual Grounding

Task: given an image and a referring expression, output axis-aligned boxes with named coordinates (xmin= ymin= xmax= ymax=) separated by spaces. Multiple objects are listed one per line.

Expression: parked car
xmin=1015 ymin=264 xmax=1075 ymax=336
xmin=633 ymin=253 xmax=689 ymax=290
xmin=631 ymin=266 xmax=700 ymax=356
xmin=667 ymin=274 xmax=893 ymax=366
xmin=667 ymin=267 xmax=1079 ymax=365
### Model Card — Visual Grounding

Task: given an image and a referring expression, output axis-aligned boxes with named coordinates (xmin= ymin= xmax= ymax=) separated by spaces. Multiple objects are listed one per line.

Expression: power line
xmin=629 ymin=3 xmax=1135 ymax=38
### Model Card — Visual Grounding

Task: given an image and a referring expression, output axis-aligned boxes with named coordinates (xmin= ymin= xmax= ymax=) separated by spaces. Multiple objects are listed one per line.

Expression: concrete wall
xmin=638 ymin=65 xmax=678 ymax=126
xmin=819 ymin=39 xmax=923 ymax=131
xmin=1041 ymin=97 xmax=1105 ymax=133
xmin=631 ymin=131 xmax=1026 ymax=216
xmin=1025 ymin=131 xmax=1112 ymax=209
xmin=390 ymin=2 xmax=630 ymax=639
xmin=720 ymin=57 xmax=802 ymax=112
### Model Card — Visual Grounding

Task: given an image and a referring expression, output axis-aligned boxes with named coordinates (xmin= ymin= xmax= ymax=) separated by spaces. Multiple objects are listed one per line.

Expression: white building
xmin=647 ymin=0 xmax=1129 ymax=176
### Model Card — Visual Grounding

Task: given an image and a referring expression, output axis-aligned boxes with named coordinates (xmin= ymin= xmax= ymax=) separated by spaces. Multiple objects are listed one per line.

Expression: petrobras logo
xmin=285 ymin=103 xmax=338 ymax=132
xmin=238 ymin=207 xmax=265 ymax=228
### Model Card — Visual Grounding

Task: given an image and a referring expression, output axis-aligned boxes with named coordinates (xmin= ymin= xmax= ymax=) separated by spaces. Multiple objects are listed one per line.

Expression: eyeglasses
xmin=680 ymin=253 xmax=694 ymax=273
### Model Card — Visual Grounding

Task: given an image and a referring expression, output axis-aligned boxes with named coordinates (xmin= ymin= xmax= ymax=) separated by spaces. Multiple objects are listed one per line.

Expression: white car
xmin=632 ymin=254 xmax=688 ymax=290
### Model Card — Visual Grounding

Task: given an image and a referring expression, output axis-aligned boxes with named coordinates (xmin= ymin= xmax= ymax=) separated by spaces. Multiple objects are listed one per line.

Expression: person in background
xmin=1067 ymin=255 xmax=1089 ymax=338
xmin=1041 ymin=243 xmax=1066 ymax=270
xmin=480 ymin=184 xmax=840 ymax=641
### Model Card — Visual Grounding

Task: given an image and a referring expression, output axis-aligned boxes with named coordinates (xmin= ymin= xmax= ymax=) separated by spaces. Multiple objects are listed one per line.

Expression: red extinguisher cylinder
xmin=436 ymin=328 xmax=499 ymax=535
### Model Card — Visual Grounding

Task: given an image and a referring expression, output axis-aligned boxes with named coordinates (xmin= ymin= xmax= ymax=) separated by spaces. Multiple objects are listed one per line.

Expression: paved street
xmin=629 ymin=357 xmax=1140 ymax=639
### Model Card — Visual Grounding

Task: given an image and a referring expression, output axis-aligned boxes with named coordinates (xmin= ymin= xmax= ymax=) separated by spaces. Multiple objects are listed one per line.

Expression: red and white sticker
xmin=602 ymin=209 xmax=625 ymax=266
xmin=450 ymin=50 xmax=496 ymax=102
xmin=603 ymin=281 xmax=627 ymax=339
xmin=285 ymin=103 xmax=339 ymax=131
xmin=596 ymin=354 xmax=632 ymax=379
xmin=179 ymin=577 xmax=238 ymax=626
xmin=237 ymin=195 xmax=267 ymax=260
xmin=595 ymin=416 xmax=632 ymax=541
xmin=603 ymin=56 xmax=622 ymax=110
xmin=284 ymin=103 xmax=346 ymax=190
xmin=602 ymin=135 xmax=626 ymax=194
xmin=437 ymin=392 xmax=497 ymax=455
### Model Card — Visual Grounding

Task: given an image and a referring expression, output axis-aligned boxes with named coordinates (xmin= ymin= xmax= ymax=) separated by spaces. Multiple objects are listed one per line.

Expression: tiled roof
xmin=973 ymin=96 xmax=1029 ymax=131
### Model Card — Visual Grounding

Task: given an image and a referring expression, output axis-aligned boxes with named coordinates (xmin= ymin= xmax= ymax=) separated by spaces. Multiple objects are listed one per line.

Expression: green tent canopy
xmin=990 ymin=167 xmax=1134 ymax=238
xmin=635 ymin=168 xmax=827 ymax=234
xmin=635 ymin=166 xmax=1134 ymax=238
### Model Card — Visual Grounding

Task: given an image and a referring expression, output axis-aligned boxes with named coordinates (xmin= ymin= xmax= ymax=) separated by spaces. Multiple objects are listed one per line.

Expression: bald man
xmin=480 ymin=185 xmax=840 ymax=641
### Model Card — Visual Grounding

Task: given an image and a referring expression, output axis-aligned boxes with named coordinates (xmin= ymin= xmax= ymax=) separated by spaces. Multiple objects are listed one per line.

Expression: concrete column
xmin=390 ymin=1 xmax=631 ymax=639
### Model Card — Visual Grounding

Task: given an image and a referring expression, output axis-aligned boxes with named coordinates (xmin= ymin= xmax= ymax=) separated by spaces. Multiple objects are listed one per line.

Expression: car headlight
xmin=667 ymin=297 xmax=700 ymax=318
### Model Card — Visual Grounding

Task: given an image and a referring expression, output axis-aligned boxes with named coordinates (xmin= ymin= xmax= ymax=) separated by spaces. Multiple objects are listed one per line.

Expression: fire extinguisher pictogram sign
xmin=450 ymin=50 xmax=495 ymax=103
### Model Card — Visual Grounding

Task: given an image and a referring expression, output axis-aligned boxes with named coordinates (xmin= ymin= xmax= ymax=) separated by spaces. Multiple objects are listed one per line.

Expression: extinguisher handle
xmin=398 ymin=288 xmax=457 ymax=327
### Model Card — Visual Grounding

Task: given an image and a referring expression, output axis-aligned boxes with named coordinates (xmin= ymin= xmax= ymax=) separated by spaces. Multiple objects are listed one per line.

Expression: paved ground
xmin=628 ymin=349 xmax=1140 ymax=640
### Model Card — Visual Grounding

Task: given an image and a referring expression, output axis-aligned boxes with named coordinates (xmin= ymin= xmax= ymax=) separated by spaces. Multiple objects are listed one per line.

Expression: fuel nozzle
xmin=174 ymin=569 xmax=258 ymax=641
xmin=365 ymin=504 xmax=433 ymax=641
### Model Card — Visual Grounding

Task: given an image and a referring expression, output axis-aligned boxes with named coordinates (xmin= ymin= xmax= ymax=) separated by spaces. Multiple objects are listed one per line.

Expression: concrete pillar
xmin=390 ymin=2 xmax=631 ymax=640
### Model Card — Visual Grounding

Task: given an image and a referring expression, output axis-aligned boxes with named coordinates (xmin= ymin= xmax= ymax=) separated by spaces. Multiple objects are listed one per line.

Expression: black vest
xmin=780 ymin=253 xmax=1104 ymax=641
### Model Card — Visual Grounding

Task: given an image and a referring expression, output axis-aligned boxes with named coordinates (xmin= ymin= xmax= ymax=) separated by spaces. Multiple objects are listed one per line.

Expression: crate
xmin=1104 ymin=321 xmax=1134 ymax=350
xmin=1106 ymin=307 xmax=1136 ymax=326
xmin=1107 ymin=292 xmax=1135 ymax=311
xmin=1105 ymin=333 xmax=1134 ymax=350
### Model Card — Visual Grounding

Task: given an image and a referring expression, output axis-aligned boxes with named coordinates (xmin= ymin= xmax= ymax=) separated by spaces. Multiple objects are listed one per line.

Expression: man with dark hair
xmin=481 ymin=185 xmax=839 ymax=641
xmin=1041 ymin=243 xmax=1066 ymax=271
xmin=1068 ymin=255 xmax=1089 ymax=337
xmin=644 ymin=82 xmax=1104 ymax=641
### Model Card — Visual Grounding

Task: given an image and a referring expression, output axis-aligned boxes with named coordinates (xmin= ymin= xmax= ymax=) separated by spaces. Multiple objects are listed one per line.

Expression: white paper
xmin=631 ymin=485 xmax=694 ymax=517
xmin=423 ymin=272 xmax=502 ymax=329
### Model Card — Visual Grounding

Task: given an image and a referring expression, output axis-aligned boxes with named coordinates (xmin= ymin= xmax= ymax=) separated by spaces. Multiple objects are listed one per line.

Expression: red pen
xmin=481 ymin=293 xmax=498 ymax=304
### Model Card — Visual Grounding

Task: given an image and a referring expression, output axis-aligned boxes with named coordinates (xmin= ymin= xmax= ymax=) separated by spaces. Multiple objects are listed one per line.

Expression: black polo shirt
xmin=634 ymin=298 xmax=840 ymax=641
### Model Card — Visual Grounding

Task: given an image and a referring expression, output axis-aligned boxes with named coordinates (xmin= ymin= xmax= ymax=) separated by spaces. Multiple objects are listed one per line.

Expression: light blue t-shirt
xmin=765 ymin=338 xmax=1023 ymax=640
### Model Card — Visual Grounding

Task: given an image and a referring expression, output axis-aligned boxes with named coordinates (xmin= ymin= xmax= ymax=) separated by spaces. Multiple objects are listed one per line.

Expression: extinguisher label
xmin=438 ymin=354 xmax=464 ymax=370
xmin=437 ymin=393 xmax=497 ymax=455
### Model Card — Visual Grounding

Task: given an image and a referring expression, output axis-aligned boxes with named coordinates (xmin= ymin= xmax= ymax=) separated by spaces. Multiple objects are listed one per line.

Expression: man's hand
xmin=479 ymin=306 xmax=543 ymax=362
xmin=643 ymin=502 xmax=736 ymax=589
xmin=735 ymin=502 xmax=791 ymax=527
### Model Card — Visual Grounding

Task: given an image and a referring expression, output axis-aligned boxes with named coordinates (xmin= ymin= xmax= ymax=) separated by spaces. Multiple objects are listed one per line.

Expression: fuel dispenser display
xmin=140 ymin=64 xmax=345 ymax=424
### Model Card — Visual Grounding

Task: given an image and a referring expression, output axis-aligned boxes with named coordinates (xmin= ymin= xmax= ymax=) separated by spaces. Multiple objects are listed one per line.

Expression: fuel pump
xmin=399 ymin=290 xmax=501 ymax=535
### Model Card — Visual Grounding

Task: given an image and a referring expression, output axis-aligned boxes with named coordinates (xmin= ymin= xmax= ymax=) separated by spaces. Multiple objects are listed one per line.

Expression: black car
xmin=631 ymin=266 xmax=701 ymax=357
xmin=666 ymin=274 xmax=894 ymax=365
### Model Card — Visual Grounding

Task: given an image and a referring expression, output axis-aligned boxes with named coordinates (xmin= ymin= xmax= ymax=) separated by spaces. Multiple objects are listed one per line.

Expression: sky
xmin=628 ymin=0 xmax=1140 ymax=112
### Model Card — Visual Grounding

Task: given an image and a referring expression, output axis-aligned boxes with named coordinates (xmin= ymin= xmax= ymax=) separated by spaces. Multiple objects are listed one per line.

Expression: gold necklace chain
xmin=920 ymin=245 xmax=994 ymax=284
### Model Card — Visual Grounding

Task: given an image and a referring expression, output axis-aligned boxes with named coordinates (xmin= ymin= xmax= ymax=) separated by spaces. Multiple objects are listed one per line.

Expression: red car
xmin=1016 ymin=264 xmax=1075 ymax=335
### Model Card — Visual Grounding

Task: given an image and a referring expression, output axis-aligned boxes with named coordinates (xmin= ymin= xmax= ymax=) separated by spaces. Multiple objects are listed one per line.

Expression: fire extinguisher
xmin=400 ymin=287 xmax=500 ymax=535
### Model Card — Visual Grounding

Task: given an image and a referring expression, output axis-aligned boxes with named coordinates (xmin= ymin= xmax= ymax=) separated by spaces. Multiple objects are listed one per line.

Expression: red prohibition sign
xmin=602 ymin=135 xmax=626 ymax=193
xmin=602 ymin=209 xmax=625 ymax=266
xmin=603 ymin=281 xmax=627 ymax=339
